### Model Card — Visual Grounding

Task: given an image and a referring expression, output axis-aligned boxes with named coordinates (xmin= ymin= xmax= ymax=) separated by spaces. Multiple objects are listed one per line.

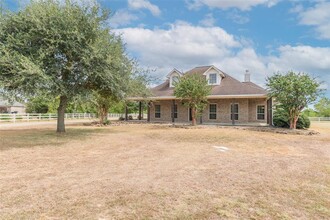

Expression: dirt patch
xmin=0 ymin=123 xmax=329 ymax=219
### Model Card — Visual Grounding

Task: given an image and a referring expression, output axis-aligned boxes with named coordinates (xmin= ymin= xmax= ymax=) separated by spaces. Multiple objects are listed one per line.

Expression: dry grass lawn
xmin=0 ymin=122 xmax=329 ymax=219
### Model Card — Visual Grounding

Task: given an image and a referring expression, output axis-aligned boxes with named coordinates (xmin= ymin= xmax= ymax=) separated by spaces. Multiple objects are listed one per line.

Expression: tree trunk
xmin=57 ymin=95 xmax=68 ymax=133
xmin=293 ymin=115 xmax=299 ymax=129
xmin=289 ymin=109 xmax=300 ymax=130
xmin=289 ymin=109 xmax=295 ymax=129
xmin=191 ymin=107 xmax=197 ymax=126
xmin=289 ymin=117 xmax=294 ymax=129
xmin=99 ymin=104 xmax=108 ymax=125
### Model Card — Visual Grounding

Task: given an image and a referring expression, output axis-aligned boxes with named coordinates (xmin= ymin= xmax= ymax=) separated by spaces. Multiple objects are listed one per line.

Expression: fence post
xmin=27 ymin=113 xmax=29 ymax=122
xmin=13 ymin=114 xmax=16 ymax=123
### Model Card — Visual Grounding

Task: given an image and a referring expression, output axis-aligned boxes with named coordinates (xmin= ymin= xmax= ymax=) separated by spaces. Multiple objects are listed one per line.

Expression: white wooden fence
xmin=309 ymin=117 xmax=330 ymax=122
xmin=0 ymin=113 xmax=146 ymax=123
xmin=0 ymin=113 xmax=98 ymax=123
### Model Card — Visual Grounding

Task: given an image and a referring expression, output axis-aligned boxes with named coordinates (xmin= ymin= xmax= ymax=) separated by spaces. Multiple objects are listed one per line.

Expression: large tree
xmin=314 ymin=97 xmax=330 ymax=117
xmin=174 ymin=74 xmax=211 ymax=126
xmin=0 ymin=0 xmax=126 ymax=132
xmin=266 ymin=71 xmax=322 ymax=129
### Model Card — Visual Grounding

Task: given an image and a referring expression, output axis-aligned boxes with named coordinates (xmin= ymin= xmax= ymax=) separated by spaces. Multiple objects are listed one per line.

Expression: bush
xmin=296 ymin=114 xmax=310 ymax=129
xmin=273 ymin=111 xmax=310 ymax=129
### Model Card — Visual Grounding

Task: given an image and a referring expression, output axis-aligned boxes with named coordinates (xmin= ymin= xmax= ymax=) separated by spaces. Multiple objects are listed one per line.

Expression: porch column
xmin=267 ymin=98 xmax=273 ymax=126
xmin=138 ymin=101 xmax=142 ymax=120
xmin=125 ymin=105 xmax=128 ymax=121
xmin=231 ymin=103 xmax=235 ymax=125
xmin=147 ymin=102 xmax=151 ymax=122
xmin=171 ymin=100 xmax=175 ymax=123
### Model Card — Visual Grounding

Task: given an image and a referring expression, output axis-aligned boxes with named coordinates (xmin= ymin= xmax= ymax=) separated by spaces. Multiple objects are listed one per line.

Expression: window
xmin=209 ymin=73 xmax=217 ymax=84
xmin=171 ymin=75 xmax=179 ymax=87
xmin=172 ymin=104 xmax=178 ymax=119
xmin=155 ymin=105 xmax=161 ymax=118
xmin=231 ymin=103 xmax=239 ymax=120
xmin=257 ymin=105 xmax=265 ymax=120
xmin=209 ymin=104 xmax=217 ymax=119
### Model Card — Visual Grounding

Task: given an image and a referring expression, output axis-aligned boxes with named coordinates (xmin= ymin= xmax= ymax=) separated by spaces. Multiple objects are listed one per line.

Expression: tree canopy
xmin=266 ymin=71 xmax=322 ymax=129
xmin=0 ymin=0 xmax=140 ymax=132
xmin=174 ymin=74 xmax=211 ymax=126
xmin=314 ymin=97 xmax=330 ymax=117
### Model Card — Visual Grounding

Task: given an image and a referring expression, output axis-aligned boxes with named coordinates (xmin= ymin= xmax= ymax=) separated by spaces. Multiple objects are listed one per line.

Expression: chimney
xmin=244 ymin=70 xmax=250 ymax=82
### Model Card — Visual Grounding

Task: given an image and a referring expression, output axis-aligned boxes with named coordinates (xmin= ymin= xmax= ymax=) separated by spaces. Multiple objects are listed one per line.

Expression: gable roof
xmin=166 ymin=68 xmax=182 ymax=78
xmin=185 ymin=65 xmax=225 ymax=78
xmin=150 ymin=66 xmax=267 ymax=99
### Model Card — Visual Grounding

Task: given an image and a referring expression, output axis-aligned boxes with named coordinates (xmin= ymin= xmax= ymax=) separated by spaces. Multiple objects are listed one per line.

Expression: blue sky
xmin=4 ymin=0 xmax=330 ymax=98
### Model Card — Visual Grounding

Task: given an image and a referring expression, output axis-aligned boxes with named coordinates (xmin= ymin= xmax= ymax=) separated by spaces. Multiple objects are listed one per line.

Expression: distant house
xmin=0 ymin=99 xmax=26 ymax=113
xmin=131 ymin=65 xmax=273 ymax=125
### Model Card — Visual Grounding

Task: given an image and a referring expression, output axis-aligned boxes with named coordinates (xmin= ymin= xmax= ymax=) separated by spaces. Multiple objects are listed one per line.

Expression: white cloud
xmin=289 ymin=4 xmax=303 ymax=14
xmin=186 ymin=0 xmax=280 ymax=11
xmin=298 ymin=2 xmax=330 ymax=39
xmin=199 ymin=13 xmax=216 ymax=27
xmin=115 ymin=22 xmax=240 ymax=79
xmin=267 ymin=45 xmax=330 ymax=81
xmin=128 ymin=0 xmax=161 ymax=16
xmin=109 ymin=10 xmax=138 ymax=28
xmin=115 ymin=22 xmax=329 ymax=92
xmin=226 ymin=10 xmax=250 ymax=24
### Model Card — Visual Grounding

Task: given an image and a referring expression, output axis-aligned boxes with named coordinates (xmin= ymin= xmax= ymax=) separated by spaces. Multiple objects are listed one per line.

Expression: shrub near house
xmin=273 ymin=107 xmax=311 ymax=129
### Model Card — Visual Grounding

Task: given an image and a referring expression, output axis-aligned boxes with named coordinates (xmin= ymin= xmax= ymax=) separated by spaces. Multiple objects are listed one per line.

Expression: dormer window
xmin=203 ymin=65 xmax=224 ymax=85
xmin=170 ymin=75 xmax=180 ymax=87
xmin=167 ymin=69 xmax=182 ymax=88
xmin=209 ymin=73 xmax=217 ymax=84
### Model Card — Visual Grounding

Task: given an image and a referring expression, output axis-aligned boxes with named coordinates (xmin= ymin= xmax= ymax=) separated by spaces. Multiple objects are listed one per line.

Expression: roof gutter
xmin=127 ymin=94 xmax=268 ymax=101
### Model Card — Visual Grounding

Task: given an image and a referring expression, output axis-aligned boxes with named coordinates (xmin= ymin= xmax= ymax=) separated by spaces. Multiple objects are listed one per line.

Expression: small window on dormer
xmin=171 ymin=75 xmax=179 ymax=87
xmin=209 ymin=73 xmax=217 ymax=84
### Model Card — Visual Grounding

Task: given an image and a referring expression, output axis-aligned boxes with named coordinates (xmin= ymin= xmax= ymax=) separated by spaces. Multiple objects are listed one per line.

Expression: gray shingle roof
xmin=150 ymin=66 xmax=267 ymax=97
xmin=0 ymin=99 xmax=25 ymax=107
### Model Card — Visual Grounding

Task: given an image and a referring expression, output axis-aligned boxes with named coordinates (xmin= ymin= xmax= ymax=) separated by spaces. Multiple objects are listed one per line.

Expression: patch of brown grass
xmin=0 ymin=122 xmax=329 ymax=219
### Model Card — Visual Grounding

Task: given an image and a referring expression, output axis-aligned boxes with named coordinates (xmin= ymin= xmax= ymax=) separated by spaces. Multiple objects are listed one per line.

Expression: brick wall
xmin=149 ymin=98 xmax=267 ymax=124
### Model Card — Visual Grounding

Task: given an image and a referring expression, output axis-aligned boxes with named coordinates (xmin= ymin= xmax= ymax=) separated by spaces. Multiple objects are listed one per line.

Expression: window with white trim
xmin=231 ymin=103 xmax=239 ymax=120
xmin=155 ymin=105 xmax=161 ymax=118
xmin=257 ymin=105 xmax=265 ymax=120
xmin=209 ymin=73 xmax=217 ymax=84
xmin=209 ymin=104 xmax=217 ymax=119
xmin=170 ymin=75 xmax=179 ymax=87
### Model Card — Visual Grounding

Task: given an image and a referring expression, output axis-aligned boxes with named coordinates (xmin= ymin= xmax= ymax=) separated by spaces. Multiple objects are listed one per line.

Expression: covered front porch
xmin=144 ymin=97 xmax=273 ymax=126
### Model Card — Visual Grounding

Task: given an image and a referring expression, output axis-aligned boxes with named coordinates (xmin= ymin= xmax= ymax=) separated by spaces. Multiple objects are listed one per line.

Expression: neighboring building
xmin=0 ymin=99 xmax=26 ymax=113
xmin=136 ymin=65 xmax=272 ymax=125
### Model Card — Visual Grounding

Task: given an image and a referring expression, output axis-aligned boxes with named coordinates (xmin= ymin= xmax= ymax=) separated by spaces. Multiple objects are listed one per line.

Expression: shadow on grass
xmin=0 ymin=127 xmax=111 ymax=151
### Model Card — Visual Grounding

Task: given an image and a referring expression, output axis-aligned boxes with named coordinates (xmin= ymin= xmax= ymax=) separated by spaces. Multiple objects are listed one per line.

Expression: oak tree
xmin=0 ymin=0 xmax=128 ymax=132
